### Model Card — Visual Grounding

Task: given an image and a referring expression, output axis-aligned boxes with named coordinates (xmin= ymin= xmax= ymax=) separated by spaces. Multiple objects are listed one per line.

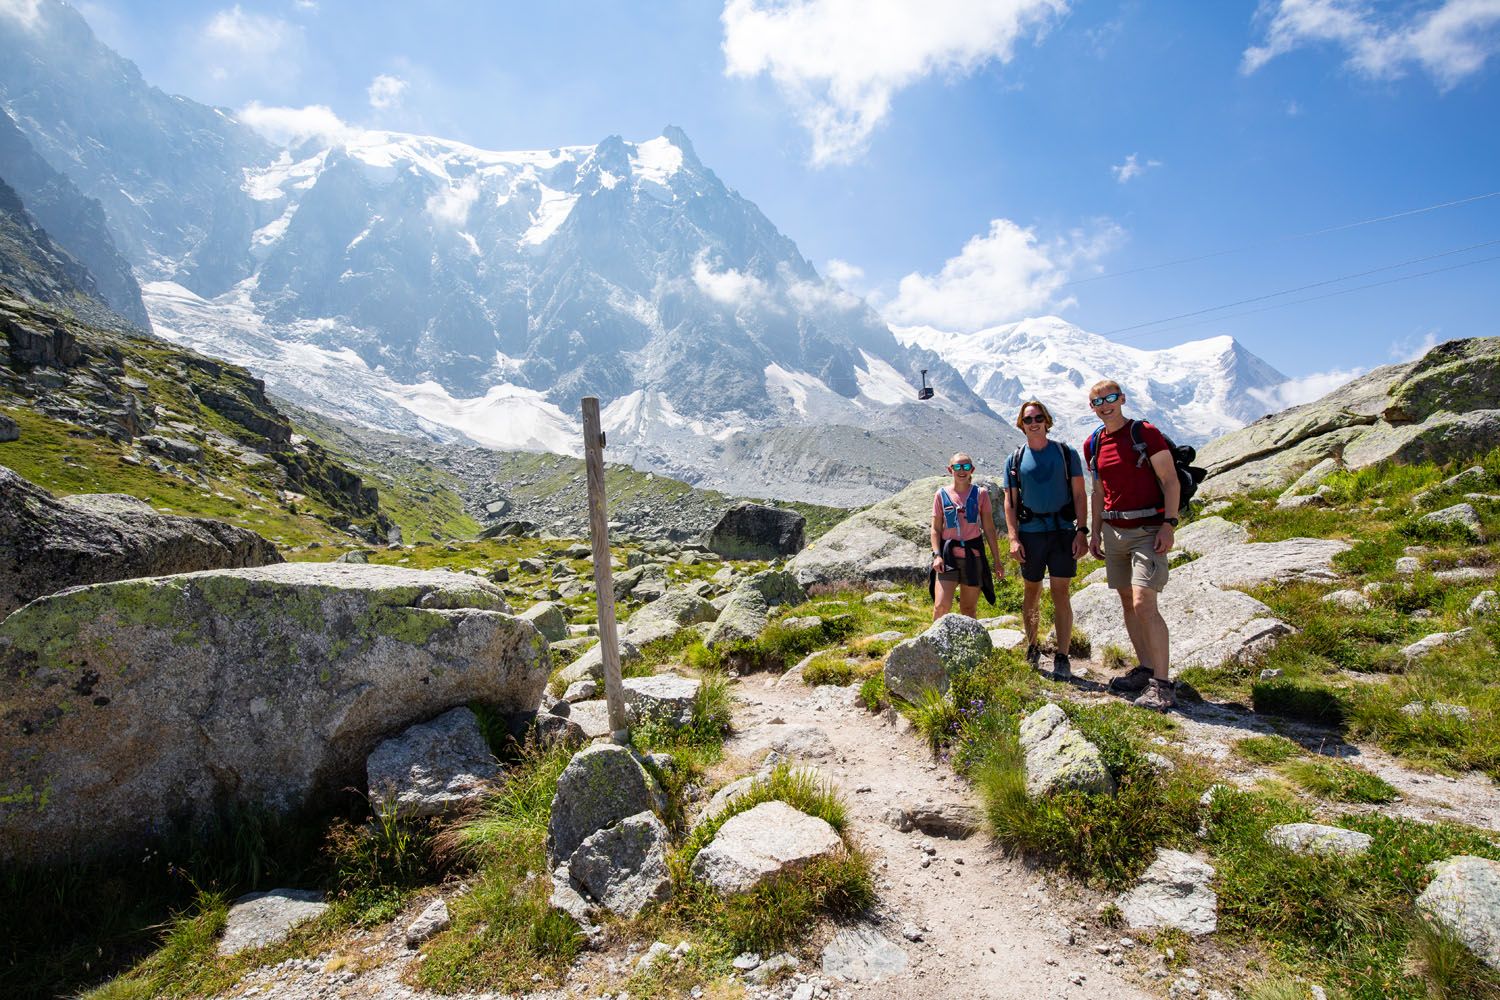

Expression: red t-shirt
xmin=1086 ymin=421 xmax=1169 ymax=527
xmin=932 ymin=486 xmax=991 ymax=542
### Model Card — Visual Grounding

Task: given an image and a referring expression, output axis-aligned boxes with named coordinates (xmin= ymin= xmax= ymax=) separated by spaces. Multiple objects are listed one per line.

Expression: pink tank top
xmin=933 ymin=486 xmax=989 ymax=543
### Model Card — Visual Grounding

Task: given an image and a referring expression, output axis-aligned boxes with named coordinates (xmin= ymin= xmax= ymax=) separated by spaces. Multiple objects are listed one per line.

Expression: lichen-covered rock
xmin=1417 ymin=855 xmax=1500 ymax=969
xmin=1017 ymin=704 xmax=1115 ymax=797
xmin=366 ymin=707 xmax=499 ymax=817
xmin=0 ymin=563 xmax=546 ymax=864
xmin=1420 ymin=503 xmax=1485 ymax=540
xmin=566 ymin=810 xmax=673 ymax=917
xmin=0 ymin=464 xmax=282 ymax=616
xmin=789 ymin=477 xmax=1002 ymax=589
xmin=622 ymin=674 xmax=701 ymax=729
xmin=883 ymin=614 xmax=993 ymax=703
xmin=546 ymin=744 xmax=663 ymax=867
xmin=554 ymin=637 xmax=642 ymax=687
xmin=1400 ymin=701 xmax=1473 ymax=723
xmin=621 ymin=588 xmax=718 ymax=647
xmin=1322 ymin=589 xmax=1371 ymax=610
xmin=706 ymin=587 xmax=769 ymax=649
xmin=1265 ymin=823 xmax=1372 ymax=857
xmin=690 ymin=800 xmax=843 ymax=894
xmin=738 ymin=568 xmax=807 ymax=607
xmin=520 ymin=601 xmax=569 ymax=642
xmin=1402 ymin=628 xmax=1474 ymax=661
xmin=218 ymin=889 xmax=327 ymax=956
xmin=1114 ymin=849 xmax=1217 ymax=936
xmin=1470 ymin=591 xmax=1497 ymax=617
xmin=705 ymin=503 xmax=806 ymax=559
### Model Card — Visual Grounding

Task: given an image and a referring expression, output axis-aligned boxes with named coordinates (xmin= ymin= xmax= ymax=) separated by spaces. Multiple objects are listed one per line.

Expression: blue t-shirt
xmin=1004 ymin=441 xmax=1083 ymax=533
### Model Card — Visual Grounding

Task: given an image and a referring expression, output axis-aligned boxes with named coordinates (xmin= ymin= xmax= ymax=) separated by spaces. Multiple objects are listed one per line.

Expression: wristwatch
xmin=1075 ymin=526 xmax=1088 ymax=535
xmin=1163 ymin=517 xmax=1180 ymax=527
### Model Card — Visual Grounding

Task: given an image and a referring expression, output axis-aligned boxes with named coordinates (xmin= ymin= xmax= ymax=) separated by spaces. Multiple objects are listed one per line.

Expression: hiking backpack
xmin=1085 ymin=420 xmax=1207 ymax=518
xmin=1007 ymin=441 xmax=1077 ymax=526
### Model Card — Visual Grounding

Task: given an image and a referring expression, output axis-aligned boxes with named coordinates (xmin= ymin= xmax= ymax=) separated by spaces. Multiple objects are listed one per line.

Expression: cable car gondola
xmin=917 ymin=368 xmax=934 ymax=400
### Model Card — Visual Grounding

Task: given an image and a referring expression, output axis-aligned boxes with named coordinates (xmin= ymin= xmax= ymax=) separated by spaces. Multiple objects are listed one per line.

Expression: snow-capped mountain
xmin=895 ymin=316 xmax=1288 ymax=447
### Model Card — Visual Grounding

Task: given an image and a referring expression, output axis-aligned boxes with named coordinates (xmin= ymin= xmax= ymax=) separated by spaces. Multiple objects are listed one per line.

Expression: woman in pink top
xmin=930 ymin=452 xmax=1004 ymax=620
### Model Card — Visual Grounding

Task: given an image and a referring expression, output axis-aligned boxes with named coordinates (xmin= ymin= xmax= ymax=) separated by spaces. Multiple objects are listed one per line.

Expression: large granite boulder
xmin=565 ymin=810 xmax=674 ymax=918
xmin=1417 ymin=855 xmax=1500 ymax=969
xmin=622 ymin=674 xmax=701 ymax=729
xmin=1199 ymin=337 xmax=1500 ymax=498
xmin=519 ymin=601 xmax=569 ymax=642
xmin=883 ymin=614 xmax=992 ymax=703
xmin=1017 ymin=704 xmax=1114 ymax=797
xmin=1172 ymin=516 xmax=1249 ymax=553
xmin=789 ymin=477 xmax=1002 ymax=590
xmin=689 ymin=800 xmax=843 ymax=894
xmin=620 ymin=587 xmax=718 ymax=647
xmin=705 ymin=586 xmax=769 ymax=649
xmin=0 ymin=563 xmax=547 ymax=864
xmin=365 ymin=707 xmax=499 ymax=817
xmin=546 ymin=743 xmax=663 ymax=867
xmin=705 ymin=502 xmax=806 ymax=559
xmin=1173 ymin=538 xmax=1349 ymax=588
xmin=0 ymin=465 xmax=282 ymax=615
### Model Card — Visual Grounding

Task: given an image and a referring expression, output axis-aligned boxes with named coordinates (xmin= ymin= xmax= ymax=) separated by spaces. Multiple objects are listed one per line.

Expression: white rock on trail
xmin=404 ymin=897 xmax=451 ymax=948
xmin=690 ymin=800 xmax=842 ymax=894
xmin=217 ymin=889 xmax=327 ymax=956
xmin=821 ymin=924 xmax=909 ymax=983
xmin=1114 ymin=849 xmax=1218 ymax=937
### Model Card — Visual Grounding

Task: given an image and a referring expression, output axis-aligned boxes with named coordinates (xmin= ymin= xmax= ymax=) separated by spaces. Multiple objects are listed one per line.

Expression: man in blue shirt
xmin=1003 ymin=400 xmax=1089 ymax=678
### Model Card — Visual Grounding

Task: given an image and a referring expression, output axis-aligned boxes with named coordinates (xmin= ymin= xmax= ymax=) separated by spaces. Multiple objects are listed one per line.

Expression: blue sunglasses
xmin=1089 ymin=392 xmax=1123 ymax=407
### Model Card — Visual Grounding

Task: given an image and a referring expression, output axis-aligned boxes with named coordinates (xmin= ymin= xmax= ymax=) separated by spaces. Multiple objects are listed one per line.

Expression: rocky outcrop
xmin=705 ymin=502 xmax=806 ymax=559
xmin=689 ymin=800 xmax=843 ymax=894
xmin=1172 ymin=516 xmax=1249 ymax=553
xmin=565 ymin=810 xmax=674 ymax=918
xmin=1017 ymin=704 xmax=1114 ymax=797
xmin=0 ymin=465 xmax=282 ymax=615
xmin=790 ymin=477 xmax=1002 ymax=590
xmin=1074 ymin=579 xmax=1292 ymax=674
xmin=883 ymin=614 xmax=993 ymax=703
xmin=1114 ymin=849 xmax=1218 ymax=936
xmin=1198 ymin=337 xmax=1500 ymax=498
xmin=365 ymin=707 xmax=499 ymax=817
xmin=0 ymin=563 xmax=547 ymax=864
xmin=1417 ymin=855 xmax=1500 ymax=969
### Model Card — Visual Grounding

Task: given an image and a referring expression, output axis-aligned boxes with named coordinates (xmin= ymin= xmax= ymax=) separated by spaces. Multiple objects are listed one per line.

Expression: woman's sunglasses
xmin=1089 ymin=391 xmax=1123 ymax=408
xmin=951 ymin=462 xmax=974 ymax=472
xmin=1020 ymin=414 xmax=1047 ymax=425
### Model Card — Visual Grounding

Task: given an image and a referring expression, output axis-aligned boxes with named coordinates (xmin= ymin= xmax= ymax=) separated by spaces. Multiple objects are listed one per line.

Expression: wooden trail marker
xmin=580 ymin=396 xmax=630 ymax=744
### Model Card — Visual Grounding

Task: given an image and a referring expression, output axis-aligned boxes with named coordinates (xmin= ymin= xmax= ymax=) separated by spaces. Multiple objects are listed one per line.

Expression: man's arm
xmin=1148 ymin=449 xmax=1180 ymax=555
xmin=1003 ymin=484 xmax=1025 ymax=562
xmin=1088 ymin=472 xmax=1104 ymax=560
xmin=1070 ymin=472 xmax=1089 ymax=559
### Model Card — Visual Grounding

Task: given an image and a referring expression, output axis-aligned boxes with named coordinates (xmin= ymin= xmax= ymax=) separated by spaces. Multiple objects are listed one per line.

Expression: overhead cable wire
xmin=1100 ymin=237 xmax=1500 ymax=336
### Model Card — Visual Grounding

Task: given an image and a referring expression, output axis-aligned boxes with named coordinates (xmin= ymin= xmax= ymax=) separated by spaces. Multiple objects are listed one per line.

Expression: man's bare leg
xmin=1050 ymin=577 xmax=1073 ymax=654
xmin=1022 ymin=580 xmax=1043 ymax=644
xmin=1116 ymin=589 xmax=1148 ymax=668
xmin=1131 ymin=587 xmax=1170 ymax=680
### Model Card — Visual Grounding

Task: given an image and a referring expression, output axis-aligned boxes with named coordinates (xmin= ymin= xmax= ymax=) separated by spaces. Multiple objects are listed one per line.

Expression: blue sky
xmin=74 ymin=0 xmax=1500 ymax=398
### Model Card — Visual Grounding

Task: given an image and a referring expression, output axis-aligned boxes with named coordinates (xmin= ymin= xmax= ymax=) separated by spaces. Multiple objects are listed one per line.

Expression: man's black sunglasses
xmin=1089 ymin=391 xmax=1123 ymax=407
xmin=1020 ymin=414 xmax=1047 ymax=424
xmin=951 ymin=462 xmax=974 ymax=472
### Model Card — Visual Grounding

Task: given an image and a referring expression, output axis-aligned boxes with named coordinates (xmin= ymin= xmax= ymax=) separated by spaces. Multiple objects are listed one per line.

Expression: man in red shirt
xmin=1083 ymin=380 xmax=1181 ymax=710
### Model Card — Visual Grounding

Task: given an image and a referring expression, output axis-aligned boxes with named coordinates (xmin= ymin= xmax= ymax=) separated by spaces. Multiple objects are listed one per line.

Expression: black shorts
xmin=1020 ymin=530 xmax=1078 ymax=583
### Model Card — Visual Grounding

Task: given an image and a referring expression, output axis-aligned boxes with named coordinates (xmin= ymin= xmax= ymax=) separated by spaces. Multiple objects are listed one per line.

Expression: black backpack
xmin=1008 ymin=441 xmax=1077 ymax=526
xmin=1086 ymin=420 xmax=1207 ymax=515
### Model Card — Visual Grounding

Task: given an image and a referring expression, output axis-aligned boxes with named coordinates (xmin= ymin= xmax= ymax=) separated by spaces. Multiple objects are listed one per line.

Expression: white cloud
xmin=0 ymin=0 xmax=45 ymax=31
xmin=693 ymin=254 xmax=772 ymax=307
xmin=367 ymin=73 xmax=408 ymax=111
xmin=198 ymin=5 xmax=302 ymax=85
xmin=425 ymin=177 xmax=480 ymax=227
xmin=237 ymin=102 xmax=354 ymax=146
xmin=721 ymin=0 xmax=1069 ymax=165
xmin=883 ymin=217 xmax=1122 ymax=332
xmin=1391 ymin=328 xmax=1443 ymax=361
xmin=1249 ymin=367 xmax=1365 ymax=410
xmin=1111 ymin=152 xmax=1161 ymax=183
xmin=825 ymin=257 xmax=865 ymax=289
xmin=1243 ymin=0 xmax=1500 ymax=89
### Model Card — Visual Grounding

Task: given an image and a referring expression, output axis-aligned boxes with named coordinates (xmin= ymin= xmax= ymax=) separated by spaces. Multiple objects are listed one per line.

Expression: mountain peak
xmin=661 ymin=125 xmax=699 ymax=164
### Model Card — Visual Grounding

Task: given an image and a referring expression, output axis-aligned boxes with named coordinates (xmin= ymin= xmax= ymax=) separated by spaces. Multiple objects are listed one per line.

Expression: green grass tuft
xmin=1277 ymin=757 xmax=1397 ymax=804
xmin=1234 ymin=734 xmax=1305 ymax=765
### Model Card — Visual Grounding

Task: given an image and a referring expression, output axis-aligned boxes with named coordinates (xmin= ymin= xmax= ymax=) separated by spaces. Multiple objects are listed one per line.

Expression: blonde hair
xmin=1090 ymin=379 xmax=1123 ymax=398
xmin=1014 ymin=399 xmax=1054 ymax=431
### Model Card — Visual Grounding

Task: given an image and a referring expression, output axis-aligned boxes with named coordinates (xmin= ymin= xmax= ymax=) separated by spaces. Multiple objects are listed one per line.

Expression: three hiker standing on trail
xmin=1002 ymin=400 xmax=1088 ymax=680
xmin=930 ymin=453 xmax=1003 ymax=621
xmin=1083 ymin=380 xmax=1181 ymax=711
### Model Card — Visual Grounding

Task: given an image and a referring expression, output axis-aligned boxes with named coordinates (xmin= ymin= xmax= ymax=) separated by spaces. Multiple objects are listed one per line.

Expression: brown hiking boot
xmin=1135 ymin=678 xmax=1178 ymax=712
xmin=1108 ymin=664 xmax=1153 ymax=694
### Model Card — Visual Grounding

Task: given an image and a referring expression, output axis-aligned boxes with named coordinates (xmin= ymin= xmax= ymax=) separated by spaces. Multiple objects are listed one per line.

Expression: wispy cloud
xmin=198 ymin=5 xmax=302 ymax=86
xmin=367 ymin=73 xmax=408 ymax=111
xmin=721 ymin=0 xmax=1068 ymax=165
xmin=1243 ymin=0 xmax=1500 ymax=90
xmin=1249 ymin=367 xmax=1365 ymax=410
xmin=426 ymin=176 xmax=480 ymax=227
xmin=1111 ymin=152 xmax=1161 ymax=183
xmin=237 ymin=102 xmax=353 ymax=146
xmin=0 ymin=0 xmax=45 ymax=31
xmin=693 ymin=254 xmax=772 ymax=307
xmin=1390 ymin=328 xmax=1443 ymax=361
xmin=882 ymin=217 xmax=1122 ymax=332
xmin=824 ymin=258 xmax=866 ymax=291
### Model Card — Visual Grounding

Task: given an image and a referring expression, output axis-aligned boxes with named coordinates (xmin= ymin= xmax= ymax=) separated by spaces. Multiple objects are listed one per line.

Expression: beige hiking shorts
xmin=1102 ymin=523 xmax=1169 ymax=592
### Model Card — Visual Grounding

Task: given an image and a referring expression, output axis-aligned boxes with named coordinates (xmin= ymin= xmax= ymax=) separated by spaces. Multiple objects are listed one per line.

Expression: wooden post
xmin=581 ymin=396 xmax=630 ymax=744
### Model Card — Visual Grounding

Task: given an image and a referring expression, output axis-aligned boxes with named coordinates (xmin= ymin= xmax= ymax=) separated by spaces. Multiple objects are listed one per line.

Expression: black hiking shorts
xmin=1019 ymin=529 xmax=1078 ymax=583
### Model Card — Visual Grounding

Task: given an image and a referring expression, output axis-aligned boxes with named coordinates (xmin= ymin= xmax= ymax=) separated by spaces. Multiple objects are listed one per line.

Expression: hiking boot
xmin=1135 ymin=678 xmax=1178 ymax=712
xmin=1108 ymin=665 xmax=1153 ymax=694
xmin=1052 ymin=653 xmax=1072 ymax=680
xmin=1025 ymin=642 xmax=1041 ymax=669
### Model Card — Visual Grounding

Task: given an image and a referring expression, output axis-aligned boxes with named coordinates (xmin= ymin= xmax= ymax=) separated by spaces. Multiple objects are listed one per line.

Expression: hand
xmin=1071 ymin=532 xmax=1088 ymax=559
xmin=1154 ymin=524 xmax=1175 ymax=554
xmin=1009 ymin=538 xmax=1026 ymax=563
xmin=1089 ymin=535 xmax=1104 ymax=560
xmin=931 ymin=554 xmax=944 ymax=573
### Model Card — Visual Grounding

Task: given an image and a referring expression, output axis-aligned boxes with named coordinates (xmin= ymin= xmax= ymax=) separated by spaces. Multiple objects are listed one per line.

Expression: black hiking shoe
xmin=1025 ymin=642 xmax=1041 ymax=669
xmin=1108 ymin=664 xmax=1153 ymax=694
xmin=1052 ymin=653 xmax=1072 ymax=680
